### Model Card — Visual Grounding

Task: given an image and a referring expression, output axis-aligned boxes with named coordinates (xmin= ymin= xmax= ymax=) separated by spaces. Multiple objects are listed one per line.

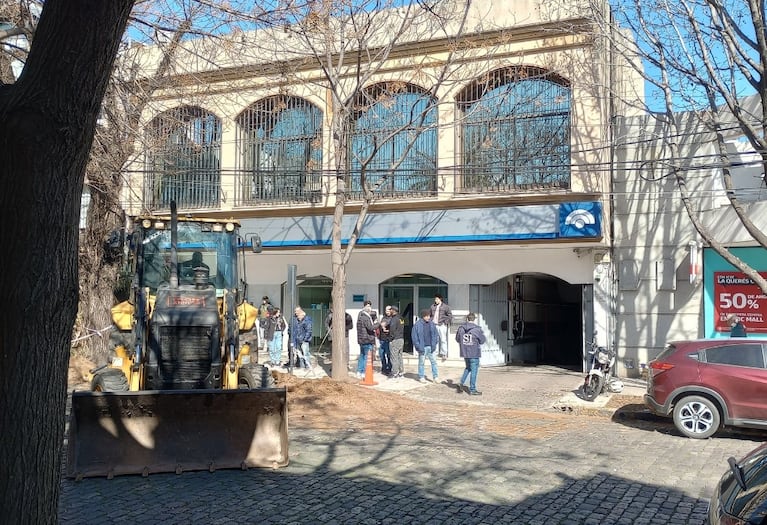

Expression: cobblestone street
xmin=59 ymin=388 xmax=766 ymax=524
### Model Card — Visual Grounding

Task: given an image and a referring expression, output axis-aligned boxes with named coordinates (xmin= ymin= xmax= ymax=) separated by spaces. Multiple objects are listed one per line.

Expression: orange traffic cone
xmin=360 ymin=347 xmax=378 ymax=386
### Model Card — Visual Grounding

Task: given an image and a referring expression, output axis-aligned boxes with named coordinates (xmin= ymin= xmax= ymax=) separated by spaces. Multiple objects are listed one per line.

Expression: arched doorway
xmin=507 ymin=273 xmax=583 ymax=368
xmin=381 ymin=274 xmax=447 ymax=353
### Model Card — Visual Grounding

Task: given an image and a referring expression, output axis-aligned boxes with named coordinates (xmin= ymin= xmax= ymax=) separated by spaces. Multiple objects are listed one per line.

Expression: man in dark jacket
xmin=455 ymin=312 xmax=486 ymax=395
xmin=412 ymin=309 xmax=439 ymax=383
xmin=378 ymin=306 xmax=393 ymax=375
xmin=257 ymin=296 xmax=273 ymax=353
xmin=290 ymin=306 xmax=313 ymax=369
xmin=356 ymin=300 xmax=380 ymax=379
xmin=325 ymin=307 xmax=354 ymax=369
xmin=387 ymin=306 xmax=405 ymax=379
xmin=430 ymin=294 xmax=453 ymax=361
xmin=729 ymin=315 xmax=747 ymax=337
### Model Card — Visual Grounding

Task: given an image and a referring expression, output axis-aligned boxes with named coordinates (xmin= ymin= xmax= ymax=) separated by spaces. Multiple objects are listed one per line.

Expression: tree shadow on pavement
xmin=59 ymin=420 xmax=761 ymax=524
xmin=58 ymin=452 xmax=713 ymax=524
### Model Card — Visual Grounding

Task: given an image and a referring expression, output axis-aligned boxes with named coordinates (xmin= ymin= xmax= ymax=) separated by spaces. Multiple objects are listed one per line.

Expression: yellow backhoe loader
xmin=67 ymin=203 xmax=288 ymax=479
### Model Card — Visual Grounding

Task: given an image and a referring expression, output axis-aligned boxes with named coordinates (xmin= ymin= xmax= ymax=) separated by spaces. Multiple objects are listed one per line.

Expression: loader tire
xmin=91 ymin=369 xmax=129 ymax=392
xmin=238 ymin=364 xmax=275 ymax=389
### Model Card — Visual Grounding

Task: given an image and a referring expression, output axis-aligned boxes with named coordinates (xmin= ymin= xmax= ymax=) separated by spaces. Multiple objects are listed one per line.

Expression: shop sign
xmin=713 ymin=271 xmax=767 ymax=333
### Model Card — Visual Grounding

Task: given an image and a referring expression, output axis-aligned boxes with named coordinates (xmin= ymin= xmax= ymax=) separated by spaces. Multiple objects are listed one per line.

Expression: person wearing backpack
xmin=455 ymin=312 xmax=486 ymax=395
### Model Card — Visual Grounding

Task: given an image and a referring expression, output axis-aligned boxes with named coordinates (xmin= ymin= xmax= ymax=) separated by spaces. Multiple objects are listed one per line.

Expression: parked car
xmin=708 ymin=442 xmax=767 ymax=524
xmin=644 ymin=338 xmax=767 ymax=439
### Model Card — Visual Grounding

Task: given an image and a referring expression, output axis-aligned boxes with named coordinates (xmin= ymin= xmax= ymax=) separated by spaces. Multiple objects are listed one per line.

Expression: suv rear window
xmin=654 ymin=343 xmax=677 ymax=361
xmin=703 ymin=343 xmax=765 ymax=368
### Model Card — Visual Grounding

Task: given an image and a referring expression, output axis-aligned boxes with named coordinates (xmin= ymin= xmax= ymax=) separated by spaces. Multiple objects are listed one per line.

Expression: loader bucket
xmin=66 ymin=388 xmax=288 ymax=479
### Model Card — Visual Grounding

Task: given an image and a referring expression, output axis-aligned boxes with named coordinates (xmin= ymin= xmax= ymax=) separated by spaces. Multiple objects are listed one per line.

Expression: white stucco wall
xmin=614 ymin=107 xmax=767 ymax=375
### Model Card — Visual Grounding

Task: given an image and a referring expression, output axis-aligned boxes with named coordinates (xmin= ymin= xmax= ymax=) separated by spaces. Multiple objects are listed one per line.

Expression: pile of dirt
xmin=66 ymin=357 xmax=597 ymax=438
xmin=273 ymin=371 xmax=428 ymax=431
xmin=273 ymin=371 xmax=592 ymax=438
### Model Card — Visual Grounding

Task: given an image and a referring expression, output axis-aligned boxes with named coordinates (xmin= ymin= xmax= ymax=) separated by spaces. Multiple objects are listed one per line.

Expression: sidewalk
xmin=266 ymin=346 xmax=646 ymax=414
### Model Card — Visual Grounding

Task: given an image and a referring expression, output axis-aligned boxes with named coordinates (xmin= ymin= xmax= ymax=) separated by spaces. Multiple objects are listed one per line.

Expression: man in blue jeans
xmin=412 ymin=309 xmax=439 ymax=383
xmin=290 ymin=306 xmax=313 ymax=369
xmin=455 ymin=312 xmax=486 ymax=395
xmin=378 ymin=305 xmax=393 ymax=375
xmin=430 ymin=294 xmax=452 ymax=361
xmin=356 ymin=300 xmax=380 ymax=378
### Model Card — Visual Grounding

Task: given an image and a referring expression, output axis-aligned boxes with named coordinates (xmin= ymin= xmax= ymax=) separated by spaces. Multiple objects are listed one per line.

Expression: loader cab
xmin=131 ymin=217 xmax=245 ymax=390
xmin=135 ymin=218 xmax=241 ymax=298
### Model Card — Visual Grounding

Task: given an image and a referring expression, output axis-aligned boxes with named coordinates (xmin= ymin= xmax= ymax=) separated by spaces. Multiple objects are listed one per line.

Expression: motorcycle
xmin=582 ymin=338 xmax=623 ymax=401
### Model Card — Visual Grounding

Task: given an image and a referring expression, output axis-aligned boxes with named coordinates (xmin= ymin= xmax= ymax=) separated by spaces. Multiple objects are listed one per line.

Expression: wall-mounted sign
xmin=241 ymin=201 xmax=603 ymax=247
xmin=352 ymin=294 xmax=366 ymax=303
xmin=713 ymin=271 xmax=767 ymax=334
xmin=704 ymin=247 xmax=767 ymax=337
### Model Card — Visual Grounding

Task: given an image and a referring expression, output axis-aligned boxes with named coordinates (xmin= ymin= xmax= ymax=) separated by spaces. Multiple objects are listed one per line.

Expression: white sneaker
xmin=419 ymin=377 xmax=427 ymax=383
xmin=356 ymin=372 xmax=364 ymax=379
xmin=432 ymin=377 xmax=439 ymax=383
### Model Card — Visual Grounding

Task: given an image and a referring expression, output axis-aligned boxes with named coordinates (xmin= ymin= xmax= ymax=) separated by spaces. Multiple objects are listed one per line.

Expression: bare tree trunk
xmin=330 ymin=167 xmax=349 ymax=379
xmin=0 ymin=1 xmax=133 ymax=522
xmin=75 ymin=20 xmax=190 ymax=363
xmin=76 ymin=179 xmax=124 ymax=362
xmin=601 ymin=0 xmax=767 ymax=293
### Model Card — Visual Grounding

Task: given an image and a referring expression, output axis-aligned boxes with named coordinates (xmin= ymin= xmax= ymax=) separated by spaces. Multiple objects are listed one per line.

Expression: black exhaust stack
xmin=170 ymin=201 xmax=179 ymax=289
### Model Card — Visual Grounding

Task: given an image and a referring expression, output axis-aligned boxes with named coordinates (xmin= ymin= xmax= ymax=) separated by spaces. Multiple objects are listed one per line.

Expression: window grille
xmin=145 ymin=106 xmax=221 ymax=210
xmin=458 ymin=67 xmax=571 ymax=192
xmin=349 ymin=83 xmax=438 ymax=199
xmin=235 ymin=96 xmax=323 ymax=205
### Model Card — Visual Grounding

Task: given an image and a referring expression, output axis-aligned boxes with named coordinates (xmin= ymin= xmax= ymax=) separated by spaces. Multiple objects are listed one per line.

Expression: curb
xmin=551 ymin=403 xmax=616 ymax=418
xmin=550 ymin=403 xmax=658 ymax=420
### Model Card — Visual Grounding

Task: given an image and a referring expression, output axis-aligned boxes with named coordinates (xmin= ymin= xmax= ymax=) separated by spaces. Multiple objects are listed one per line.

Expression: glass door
xmin=381 ymin=285 xmax=415 ymax=353
xmin=381 ymin=280 xmax=448 ymax=353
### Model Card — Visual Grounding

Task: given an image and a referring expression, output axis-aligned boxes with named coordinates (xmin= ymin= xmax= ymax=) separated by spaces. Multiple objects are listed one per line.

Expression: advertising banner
xmin=713 ymin=271 xmax=767 ymax=333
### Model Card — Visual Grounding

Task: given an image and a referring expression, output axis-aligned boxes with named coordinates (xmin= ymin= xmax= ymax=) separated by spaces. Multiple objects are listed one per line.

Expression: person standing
xmin=430 ymin=294 xmax=453 ymax=361
xmin=356 ymin=300 xmax=380 ymax=379
xmin=267 ymin=307 xmax=286 ymax=367
xmin=258 ymin=296 xmax=273 ymax=354
xmin=290 ymin=306 xmax=313 ymax=369
xmin=455 ymin=312 xmax=486 ymax=395
xmin=324 ymin=307 xmax=335 ymax=348
xmin=326 ymin=306 xmax=354 ymax=369
xmin=387 ymin=305 xmax=405 ymax=379
xmin=729 ymin=315 xmax=747 ymax=337
xmin=412 ymin=309 xmax=439 ymax=383
xmin=378 ymin=305 xmax=393 ymax=375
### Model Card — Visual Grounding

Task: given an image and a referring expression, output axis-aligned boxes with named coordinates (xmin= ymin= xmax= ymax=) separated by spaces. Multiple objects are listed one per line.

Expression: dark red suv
xmin=645 ymin=338 xmax=767 ymax=439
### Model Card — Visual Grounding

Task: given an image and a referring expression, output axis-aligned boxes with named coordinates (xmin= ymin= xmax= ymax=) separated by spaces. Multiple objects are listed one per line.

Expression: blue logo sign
xmin=559 ymin=202 xmax=601 ymax=238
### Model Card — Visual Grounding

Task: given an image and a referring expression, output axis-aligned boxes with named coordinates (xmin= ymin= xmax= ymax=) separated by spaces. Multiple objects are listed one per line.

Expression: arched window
xmin=458 ymin=67 xmax=570 ymax=192
xmin=236 ymin=96 xmax=323 ymax=204
xmin=145 ymin=106 xmax=221 ymax=210
xmin=349 ymin=83 xmax=438 ymax=199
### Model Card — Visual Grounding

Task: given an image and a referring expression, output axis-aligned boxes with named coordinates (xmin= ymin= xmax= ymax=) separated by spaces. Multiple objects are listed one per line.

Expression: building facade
xmin=122 ymin=0 xmax=643 ymax=369
xmin=614 ymin=97 xmax=767 ymax=376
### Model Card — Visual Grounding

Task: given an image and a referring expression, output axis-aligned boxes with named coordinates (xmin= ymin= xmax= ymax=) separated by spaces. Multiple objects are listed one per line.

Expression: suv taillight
xmin=649 ymin=361 xmax=675 ymax=372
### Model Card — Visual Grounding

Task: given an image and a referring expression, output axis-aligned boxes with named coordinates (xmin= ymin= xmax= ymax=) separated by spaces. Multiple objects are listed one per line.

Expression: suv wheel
xmin=672 ymin=395 xmax=721 ymax=439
